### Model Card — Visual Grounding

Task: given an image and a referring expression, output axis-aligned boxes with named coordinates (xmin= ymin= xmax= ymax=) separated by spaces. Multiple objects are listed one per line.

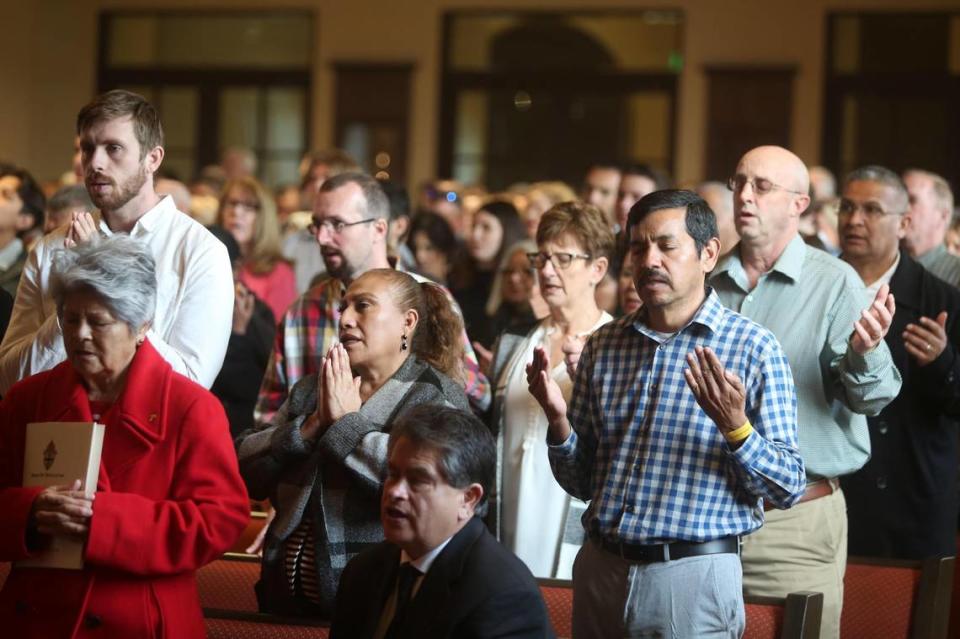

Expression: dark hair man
xmin=0 ymin=166 xmax=45 ymax=295
xmin=615 ymin=163 xmax=670 ymax=233
xmin=529 ymin=189 xmax=804 ymax=637
xmin=331 ymin=405 xmax=552 ymax=639
xmin=580 ymin=162 xmax=621 ymax=230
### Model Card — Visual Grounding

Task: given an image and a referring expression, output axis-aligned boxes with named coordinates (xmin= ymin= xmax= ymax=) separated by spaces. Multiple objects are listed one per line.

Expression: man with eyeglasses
xmin=709 ymin=146 xmax=902 ymax=639
xmin=254 ymin=172 xmax=490 ymax=428
xmin=836 ymin=165 xmax=960 ymax=560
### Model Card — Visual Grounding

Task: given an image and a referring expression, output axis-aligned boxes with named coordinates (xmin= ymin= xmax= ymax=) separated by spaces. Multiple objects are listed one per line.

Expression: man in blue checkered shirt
xmin=528 ymin=189 xmax=805 ymax=638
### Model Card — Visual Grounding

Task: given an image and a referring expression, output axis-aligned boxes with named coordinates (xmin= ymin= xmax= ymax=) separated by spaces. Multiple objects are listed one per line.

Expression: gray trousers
xmin=572 ymin=539 xmax=745 ymax=639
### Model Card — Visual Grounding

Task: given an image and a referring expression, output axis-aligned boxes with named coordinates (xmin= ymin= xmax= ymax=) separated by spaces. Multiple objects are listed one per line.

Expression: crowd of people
xmin=0 ymin=88 xmax=957 ymax=639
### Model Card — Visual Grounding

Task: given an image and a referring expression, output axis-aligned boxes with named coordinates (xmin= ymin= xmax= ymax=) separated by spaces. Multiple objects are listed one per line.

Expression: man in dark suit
xmin=838 ymin=165 xmax=960 ymax=559
xmin=330 ymin=405 xmax=553 ymax=639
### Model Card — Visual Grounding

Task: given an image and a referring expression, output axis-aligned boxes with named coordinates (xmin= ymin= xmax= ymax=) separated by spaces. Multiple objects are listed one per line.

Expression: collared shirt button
xmin=876 ymin=476 xmax=888 ymax=490
xmin=877 ymin=421 xmax=888 ymax=435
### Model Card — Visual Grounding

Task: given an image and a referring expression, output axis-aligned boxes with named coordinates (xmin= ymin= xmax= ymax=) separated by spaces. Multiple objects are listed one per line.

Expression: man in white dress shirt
xmin=0 ymin=90 xmax=233 ymax=394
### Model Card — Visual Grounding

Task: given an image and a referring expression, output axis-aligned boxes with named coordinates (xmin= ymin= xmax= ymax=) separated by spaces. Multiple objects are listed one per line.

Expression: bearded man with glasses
xmin=709 ymin=146 xmax=902 ymax=639
xmin=255 ymin=173 xmax=490 ymax=428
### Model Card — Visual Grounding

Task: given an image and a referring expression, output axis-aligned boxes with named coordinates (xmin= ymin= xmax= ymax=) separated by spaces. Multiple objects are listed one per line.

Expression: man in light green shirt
xmin=710 ymin=145 xmax=902 ymax=639
xmin=902 ymin=169 xmax=960 ymax=288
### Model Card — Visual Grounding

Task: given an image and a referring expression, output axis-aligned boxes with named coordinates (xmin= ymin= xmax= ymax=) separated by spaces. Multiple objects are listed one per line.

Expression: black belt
xmin=593 ymin=535 xmax=740 ymax=563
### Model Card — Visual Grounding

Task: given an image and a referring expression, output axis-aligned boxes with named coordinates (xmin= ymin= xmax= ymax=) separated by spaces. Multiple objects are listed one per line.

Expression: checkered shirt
xmin=548 ymin=289 xmax=805 ymax=544
xmin=255 ymin=276 xmax=490 ymax=424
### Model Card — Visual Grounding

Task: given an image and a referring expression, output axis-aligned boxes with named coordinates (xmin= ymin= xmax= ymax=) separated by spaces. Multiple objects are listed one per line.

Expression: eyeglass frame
xmin=526 ymin=251 xmax=592 ymax=270
xmin=222 ymin=198 xmax=261 ymax=213
xmin=308 ymin=217 xmax=378 ymax=235
xmin=727 ymin=175 xmax=806 ymax=197
xmin=837 ymin=198 xmax=904 ymax=220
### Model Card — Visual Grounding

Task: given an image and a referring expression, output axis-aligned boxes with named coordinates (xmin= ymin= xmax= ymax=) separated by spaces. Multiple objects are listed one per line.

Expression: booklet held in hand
xmin=18 ymin=421 xmax=105 ymax=569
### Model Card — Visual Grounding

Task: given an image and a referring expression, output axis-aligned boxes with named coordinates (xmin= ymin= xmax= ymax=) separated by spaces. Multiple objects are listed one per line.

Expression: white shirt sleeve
xmin=145 ymin=228 xmax=233 ymax=388
xmin=0 ymin=233 xmax=67 ymax=394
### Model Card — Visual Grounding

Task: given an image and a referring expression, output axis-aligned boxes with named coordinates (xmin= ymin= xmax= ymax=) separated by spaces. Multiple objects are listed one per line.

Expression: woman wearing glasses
xmin=218 ymin=176 xmax=297 ymax=321
xmin=487 ymin=201 xmax=614 ymax=579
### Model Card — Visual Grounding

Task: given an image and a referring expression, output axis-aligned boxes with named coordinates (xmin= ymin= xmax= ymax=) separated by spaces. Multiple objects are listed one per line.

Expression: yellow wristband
xmin=724 ymin=420 xmax=753 ymax=443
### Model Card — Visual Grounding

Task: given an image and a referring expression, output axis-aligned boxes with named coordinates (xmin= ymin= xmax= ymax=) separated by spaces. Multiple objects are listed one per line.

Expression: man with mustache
xmin=0 ymin=90 xmax=233 ymax=393
xmin=837 ymin=165 xmax=960 ymax=559
xmin=529 ymin=189 xmax=805 ymax=638
xmin=709 ymin=146 xmax=902 ymax=638
xmin=255 ymin=172 xmax=489 ymax=426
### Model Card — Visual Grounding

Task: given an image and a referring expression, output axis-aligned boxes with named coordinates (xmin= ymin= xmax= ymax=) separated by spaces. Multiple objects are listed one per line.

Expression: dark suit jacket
xmin=842 ymin=251 xmax=960 ymax=558
xmin=330 ymin=517 xmax=554 ymax=639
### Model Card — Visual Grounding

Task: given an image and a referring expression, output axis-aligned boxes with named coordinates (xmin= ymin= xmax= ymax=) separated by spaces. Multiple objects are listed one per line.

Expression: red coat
xmin=0 ymin=339 xmax=249 ymax=638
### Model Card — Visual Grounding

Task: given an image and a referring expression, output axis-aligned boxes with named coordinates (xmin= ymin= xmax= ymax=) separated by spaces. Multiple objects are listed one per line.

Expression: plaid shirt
xmin=548 ymin=289 xmax=805 ymax=545
xmin=255 ymin=276 xmax=490 ymax=424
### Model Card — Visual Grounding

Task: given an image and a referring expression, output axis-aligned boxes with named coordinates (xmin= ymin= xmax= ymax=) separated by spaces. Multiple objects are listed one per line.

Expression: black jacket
xmin=842 ymin=251 xmax=960 ymax=558
xmin=211 ymin=297 xmax=275 ymax=438
xmin=330 ymin=516 xmax=554 ymax=639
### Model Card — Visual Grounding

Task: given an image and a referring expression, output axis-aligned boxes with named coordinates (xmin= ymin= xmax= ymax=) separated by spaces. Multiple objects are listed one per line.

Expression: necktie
xmin=385 ymin=563 xmax=422 ymax=639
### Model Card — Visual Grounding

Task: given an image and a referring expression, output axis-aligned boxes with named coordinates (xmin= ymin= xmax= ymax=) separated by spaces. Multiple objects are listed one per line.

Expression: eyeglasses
xmin=223 ymin=199 xmax=260 ymax=212
xmin=501 ymin=266 xmax=534 ymax=277
xmin=838 ymin=199 xmax=901 ymax=220
xmin=727 ymin=175 xmax=805 ymax=197
xmin=526 ymin=251 xmax=591 ymax=270
xmin=308 ymin=217 xmax=376 ymax=235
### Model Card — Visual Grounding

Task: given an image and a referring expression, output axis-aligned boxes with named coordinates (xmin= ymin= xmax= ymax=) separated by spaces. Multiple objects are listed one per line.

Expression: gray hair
xmin=47 ymin=184 xmax=94 ymax=214
xmin=904 ymin=169 xmax=954 ymax=214
xmin=50 ymin=235 xmax=157 ymax=331
xmin=843 ymin=165 xmax=909 ymax=215
xmin=320 ymin=172 xmax=390 ymax=221
xmin=388 ymin=405 xmax=495 ymax=518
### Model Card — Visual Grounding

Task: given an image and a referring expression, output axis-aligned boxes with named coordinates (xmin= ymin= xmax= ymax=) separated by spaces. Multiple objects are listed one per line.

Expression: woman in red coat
xmin=0 ymin=235 xmax=249 ymax=638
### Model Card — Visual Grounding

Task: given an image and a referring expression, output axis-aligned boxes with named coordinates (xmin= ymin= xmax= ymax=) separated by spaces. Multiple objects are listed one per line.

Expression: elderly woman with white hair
xmin=0 ymin=235 xmax=249 ymax=638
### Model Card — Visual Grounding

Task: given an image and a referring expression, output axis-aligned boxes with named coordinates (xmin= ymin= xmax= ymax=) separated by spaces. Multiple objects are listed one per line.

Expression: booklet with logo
xmin=18 ymin=421 xmax=105 ymax=570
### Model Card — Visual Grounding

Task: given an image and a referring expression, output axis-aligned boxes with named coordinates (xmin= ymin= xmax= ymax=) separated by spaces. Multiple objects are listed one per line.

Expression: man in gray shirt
xmin=710 ymin=145 xmax=902 ymax=639
xmin=902 ymin=169 xmax=960 ymax=288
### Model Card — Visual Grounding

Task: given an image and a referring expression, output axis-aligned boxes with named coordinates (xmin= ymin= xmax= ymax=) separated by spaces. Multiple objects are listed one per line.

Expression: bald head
xmin=739 ymin=146 xmax=810 ymax=195
xmin=732 ymin=146 xmax=811 ymax=254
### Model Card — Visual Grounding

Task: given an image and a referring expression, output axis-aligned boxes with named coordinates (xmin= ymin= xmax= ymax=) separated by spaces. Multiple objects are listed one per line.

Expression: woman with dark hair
xmin=236 ymin=268 xmax=470 ymax=617
xmin=450 ymin=200 xmax=527 ymax=347
xmin=407 ymin=211 xmax=458 ymax=285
